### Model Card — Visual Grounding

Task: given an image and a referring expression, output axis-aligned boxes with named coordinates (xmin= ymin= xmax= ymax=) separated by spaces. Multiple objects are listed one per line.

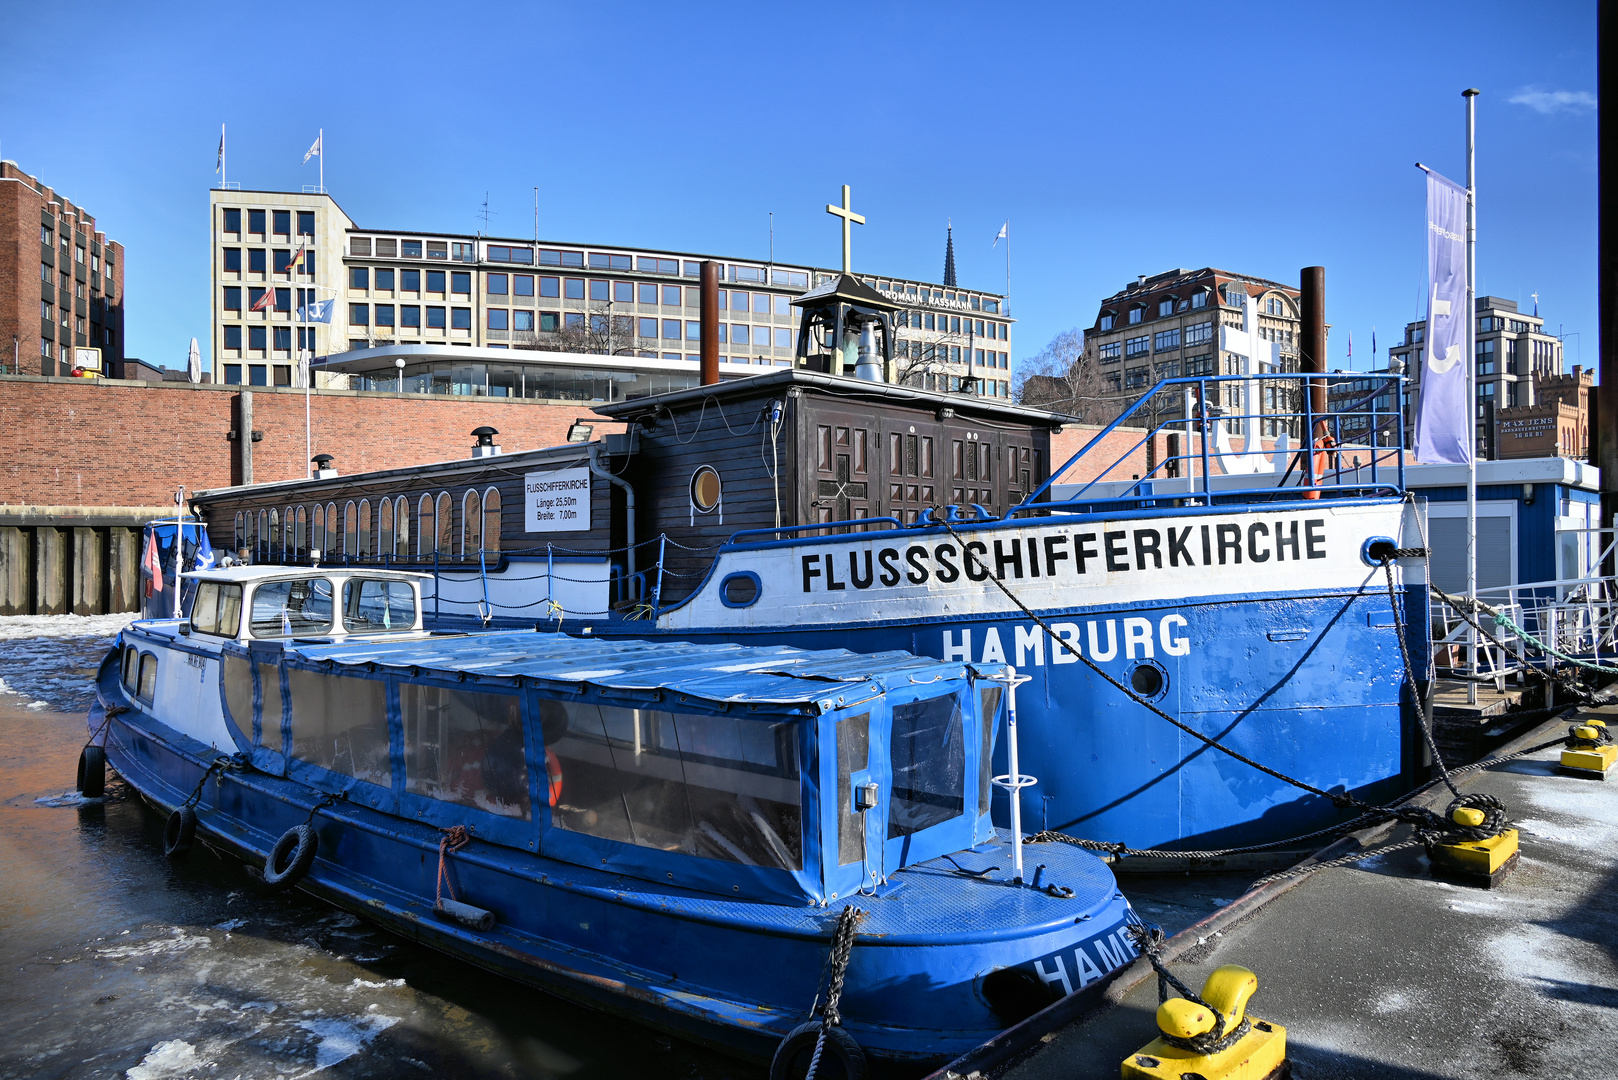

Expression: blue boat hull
xmin=92 ymin=646 xmax=1141 ymax=1065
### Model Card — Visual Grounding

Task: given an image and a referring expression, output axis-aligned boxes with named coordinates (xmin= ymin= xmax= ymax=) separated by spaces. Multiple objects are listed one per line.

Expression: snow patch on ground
xmin=126 ymin=1039 xmax=211 ymax=1080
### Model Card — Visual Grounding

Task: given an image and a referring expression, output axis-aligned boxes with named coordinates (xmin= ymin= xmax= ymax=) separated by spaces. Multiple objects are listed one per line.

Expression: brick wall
xmin=0 ymin=375 xmax=622 ymax=507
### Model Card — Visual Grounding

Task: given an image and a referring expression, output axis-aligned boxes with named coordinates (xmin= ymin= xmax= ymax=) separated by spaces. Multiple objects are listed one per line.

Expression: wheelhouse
xmin=199 ymin=632 xmax=1004 ymax=905
xmin=179 ymin=567 xmax=431 ymax=643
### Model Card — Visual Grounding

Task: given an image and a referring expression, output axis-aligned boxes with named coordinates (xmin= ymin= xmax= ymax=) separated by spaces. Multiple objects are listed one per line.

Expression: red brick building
xmin=0 ymin=160 xmax=124 ymax=377
xmin=1494 ymin=365 xmax=1593 ymax=460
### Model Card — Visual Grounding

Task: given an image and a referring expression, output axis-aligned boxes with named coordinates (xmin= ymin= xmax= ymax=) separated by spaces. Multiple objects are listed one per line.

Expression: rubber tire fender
xmin=164 ymin=805 xmax=197 ymax=858
xmin=77 ymin=745 xmax=106 ymax=798
xmin=261 ymin=824 xmax=318 ymax=892
xmin=768 ymin=1021 xmax=867 ymax=1080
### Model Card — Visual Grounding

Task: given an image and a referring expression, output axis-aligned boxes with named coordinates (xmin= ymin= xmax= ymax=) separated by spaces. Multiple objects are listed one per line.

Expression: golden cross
xmin=825 ymin=184 xmax=865 ymax=275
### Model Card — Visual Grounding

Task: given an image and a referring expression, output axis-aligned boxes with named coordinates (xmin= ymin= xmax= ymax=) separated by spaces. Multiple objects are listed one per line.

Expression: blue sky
xmin=0 ymin=1 xmax=1597 ymax=374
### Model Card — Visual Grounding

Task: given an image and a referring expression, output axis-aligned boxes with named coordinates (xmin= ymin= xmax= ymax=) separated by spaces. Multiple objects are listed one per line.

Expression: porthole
xmin=719 ymin=571 xmax=761 ymax=608
xmin=1128 ymin=660 xmax=1167 ymax=701
xmin=690 ymin=466 xmax=722 ymax=514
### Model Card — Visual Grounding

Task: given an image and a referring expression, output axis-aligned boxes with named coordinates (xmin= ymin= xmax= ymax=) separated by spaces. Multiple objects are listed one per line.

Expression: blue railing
xmin=1017 ymin=371 xmax=1408 ymax=516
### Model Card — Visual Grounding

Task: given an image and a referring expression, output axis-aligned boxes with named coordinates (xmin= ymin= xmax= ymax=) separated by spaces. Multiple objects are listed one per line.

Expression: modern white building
xmin=208 ymin=187 xmax=1014 ymax=398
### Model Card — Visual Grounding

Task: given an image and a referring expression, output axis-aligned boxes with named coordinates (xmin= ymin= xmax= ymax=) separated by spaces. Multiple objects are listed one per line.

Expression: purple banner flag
xmin=1414 ymin=168 xmax=1470 ymax=464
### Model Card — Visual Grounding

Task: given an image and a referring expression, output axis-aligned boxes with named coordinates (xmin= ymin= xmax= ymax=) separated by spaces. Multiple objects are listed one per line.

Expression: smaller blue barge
xmin=88 ymin=566 xmax=1139 ymax=1068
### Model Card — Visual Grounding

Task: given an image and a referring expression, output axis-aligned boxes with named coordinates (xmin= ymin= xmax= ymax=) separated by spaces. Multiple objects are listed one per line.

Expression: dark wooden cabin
xmin=192 ymin=371 xmax=1066 ymax=612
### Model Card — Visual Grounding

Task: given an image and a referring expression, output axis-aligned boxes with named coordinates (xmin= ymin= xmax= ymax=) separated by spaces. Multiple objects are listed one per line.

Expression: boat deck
xmin=931 ymin=708 xmax=1618 ymax=1079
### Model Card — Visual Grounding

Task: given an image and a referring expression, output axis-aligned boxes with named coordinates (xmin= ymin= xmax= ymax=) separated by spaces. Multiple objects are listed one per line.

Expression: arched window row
xmin=231 ymin=487 xmax=501 ymax=565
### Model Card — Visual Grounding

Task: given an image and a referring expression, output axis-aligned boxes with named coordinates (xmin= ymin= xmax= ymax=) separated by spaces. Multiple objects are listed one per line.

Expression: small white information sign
xmin=524 ymin=468 xmax=592 ymax=533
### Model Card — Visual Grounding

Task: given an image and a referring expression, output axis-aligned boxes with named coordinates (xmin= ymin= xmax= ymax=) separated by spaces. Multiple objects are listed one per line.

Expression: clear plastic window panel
xmin=223 ymin=654 xmax=254 ymax=743
xmin=887 ymin=695 xmax=966 ymax=839
xmin=977 ymin=686 xmax=1003 ymax=816
xmin=401 ymin=685 xmax=531 ymax=820
xmin=288 ymin=671 xmax=391 ymax=786
xmin=342 ymin=579 xmax=413 ymax=632
xmin=543 ymin=700 xmax=802 ymax=870
xmin=249 ymin=579 xmax=334 ymax=638
xmin=837 ymin=712 xmax=870 ymax=866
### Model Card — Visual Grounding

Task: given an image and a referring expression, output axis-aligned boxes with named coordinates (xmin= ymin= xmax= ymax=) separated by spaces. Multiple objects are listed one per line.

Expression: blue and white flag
xmin=193 ymin=527 xmax=216 ymax=571
xmin=1414 ymin=168 xmax=1470 ymax=464
xmin=297 ymin=298 xmax=334 ymax=323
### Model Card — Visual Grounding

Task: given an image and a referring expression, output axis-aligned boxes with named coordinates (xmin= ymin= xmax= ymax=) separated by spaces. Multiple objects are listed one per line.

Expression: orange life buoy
xmin=1304 ymin=435 xmax=1337 ymax=499
xmin=546 ymin=747 xmax=564 ymax=807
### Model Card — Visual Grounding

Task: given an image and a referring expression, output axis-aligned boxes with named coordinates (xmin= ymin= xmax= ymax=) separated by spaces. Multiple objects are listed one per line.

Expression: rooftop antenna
xmin=478 ymin=192 xmax=495 ymax=237
xmin=533 ymin=187 xmax=538 ymax=245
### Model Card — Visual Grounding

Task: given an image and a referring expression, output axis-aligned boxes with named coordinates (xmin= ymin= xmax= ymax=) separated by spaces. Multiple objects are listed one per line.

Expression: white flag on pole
xmin=302 ymin=134 xmax=322 ymax=163
xmin=992 ymin=221 xmax=1008 ymax=247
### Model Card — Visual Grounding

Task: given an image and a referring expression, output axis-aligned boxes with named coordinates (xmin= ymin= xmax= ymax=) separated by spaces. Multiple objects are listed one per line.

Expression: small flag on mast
xmin=302 ymin=133 xmax=321 ymax=164
xmin=992 ymin=221 xmax=1008 ymax=247
xmin=1348 ymin=330 xmax=1353 ymax=365
xmin=297 ymin=298 xmax=334 ymax=323
xmin=141 ymin=530 xmax=164 ymax=597
xmin=286 ymin=244 xmax=306 ymax=276
xmin=251 ymin=288 xmax=274 ymax=312
xmin=216 ymin=129 xmax=224 ymax=174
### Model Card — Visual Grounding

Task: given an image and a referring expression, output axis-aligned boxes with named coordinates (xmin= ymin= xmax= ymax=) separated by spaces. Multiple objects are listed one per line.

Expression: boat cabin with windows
xmin=188 ymin=370 xmax=1067 ymax=616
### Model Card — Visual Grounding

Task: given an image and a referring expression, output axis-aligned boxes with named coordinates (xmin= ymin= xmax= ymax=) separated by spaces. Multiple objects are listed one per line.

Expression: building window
xmin=611 ymin=280 xmax=633 ymax=303
xmin=564 ymin=278 xmax=584 ymax=299
xmin=223 ymin=248 xmax=242 ymax=274
xmin=400 ymin=268 xmax=420 ymax=292
xmin=1184 ymin=354 xmax=1214 ymax=376
xmin=451 ymin=308 xmax=471 ymax=330
xmin=1157 ymin=299 xmax=1174 ymax=318
xmin=247 ymin=209 xmax=265 ymax=235
xmin=427 ymin=306 xmax=446 ymax=328
xmin=224 ymin=287 xmax=242 ymax=311
xmin=488 ymin=309 xmax=508 ymax=331
xmin=224 ymin=364 xmax=241 ymax=383
xmin=1154 ymin=328 xmax=1180 ymax=351
xmin=426 ymin=269 xmax=446 ymax=292
xmin=247 ymin=249 xmax=266 ymax=274
xmin=1185 ymin=321 xmax=1213 ymax=347
xmin=1476 ymin=339 xmax=1495 ymax=376
xmin=350 ymin=304 xmax=369 ymax=325
xmin=222 ymin=208 xmax=241 ymax=233
xmin=297 ymin=210 xmax=314 ymax=236
xmin=589 ymin=279 xmax=609 ymax=301
xmin=370 ymin=268 xmax=391 ymax=291
xmin=638 ymin=317 xmax=657 ymax=339
xmin=1099 ymin=314 xmax=1115 ymax=331
xmin=269 ymin=210 xmax=289 ymax=236
xmin=274 ymin=327 xmax=291 ymax=351
xmin=541 ymin=313 xmax=560 ymax=332
xmin=247 ymin=286 xmax=267 ymax=310
xmin=451 ymin=272 xmax=471 ymax=295
xmin=349 ymin=267 xmax=368 ymax=289
xmin=224 ymin=326 xmax=242 ymax=349
xmin=1125 ymin=335 xmax=1149 ymax=358
xmin=1191 ymin=290 xmax=1208 ymax=309
xmin=1267 ymin=297 xmax=1285 ymax=316
xmin=375 ymin=305 xmax=395 ymax=327
xmin=487 ymin=273 xmax=508 ymax=295
xmin=638 ymin=282 xmax=657 ymax=305
xmin=515 ymin=275 xmax=535 ymax=297
xmin=401 ymin=239 xmax=422 ymax=258
xmin=513 ymin=311 xmax=534 ymax=332
xmin=274 ymin=287 xmax=290 ymax=311
xmin=662 ymin=285 xmax=682 ymax=307
xmin=1128 ymin=307 xmax=1143 ymax=325
xmin=401 ymin=306 xmax=421 ymax=329
xmin=249 ymin=326 xmax=267 ymax=350
xmin=539 ymin=276 xmax=560 ymax=298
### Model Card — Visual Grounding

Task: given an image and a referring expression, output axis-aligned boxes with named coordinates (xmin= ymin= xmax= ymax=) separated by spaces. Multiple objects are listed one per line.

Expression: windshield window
xmin=249 ymin=579 xmax=334 ymax=638
xmin=342 ymin=579 xmax=415 ymax=632
xmin=191 ymin=581 xmax=243 ymax=637
xmin=543 ymin=700 xmax=802 ymax=870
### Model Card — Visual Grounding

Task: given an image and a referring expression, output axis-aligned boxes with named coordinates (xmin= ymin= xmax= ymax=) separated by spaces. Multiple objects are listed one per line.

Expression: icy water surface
xmin=0 ymin=616 xmax=758 ymax=1079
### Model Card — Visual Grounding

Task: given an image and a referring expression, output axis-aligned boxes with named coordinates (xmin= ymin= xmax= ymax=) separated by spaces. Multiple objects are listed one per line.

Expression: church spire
xmin=943 ymin=220 xmax=957 ymax=288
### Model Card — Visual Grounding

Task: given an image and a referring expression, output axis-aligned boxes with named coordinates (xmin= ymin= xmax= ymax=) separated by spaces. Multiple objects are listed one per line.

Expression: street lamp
xmin=395 ymin=357 xmax=406 ymax=394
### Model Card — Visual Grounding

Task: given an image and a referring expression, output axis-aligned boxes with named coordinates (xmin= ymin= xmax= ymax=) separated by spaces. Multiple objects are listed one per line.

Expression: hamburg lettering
xmin=797 ymin=518 xmax=1329 ymax=594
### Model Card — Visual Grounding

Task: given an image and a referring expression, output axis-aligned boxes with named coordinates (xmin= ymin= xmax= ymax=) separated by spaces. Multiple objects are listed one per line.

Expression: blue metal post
xmin=1198 ymin=379 xmax=1212 ymax=498
xmin=652 ymin=534 xmax=668 ymax=617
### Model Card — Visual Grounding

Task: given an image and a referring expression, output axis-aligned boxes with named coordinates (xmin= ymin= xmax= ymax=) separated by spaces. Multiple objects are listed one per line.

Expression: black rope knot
xmin=1425 ymin=793 xmax=1508 ymax=848
xmin=1123 ymin=923 xmax=1252 ymax=1055
xmin=1568 ymin=722 xmax=1614 ymax=749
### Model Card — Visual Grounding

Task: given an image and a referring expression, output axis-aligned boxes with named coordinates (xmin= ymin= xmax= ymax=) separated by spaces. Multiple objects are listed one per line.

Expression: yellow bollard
xmin=1121 ymin=964 xmax=1287 ymax=1080
xmin=1429 ymin=805 xmax=1519 ymax=889
xmin=1560 ymin=720 xmax=1616 ymax=780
